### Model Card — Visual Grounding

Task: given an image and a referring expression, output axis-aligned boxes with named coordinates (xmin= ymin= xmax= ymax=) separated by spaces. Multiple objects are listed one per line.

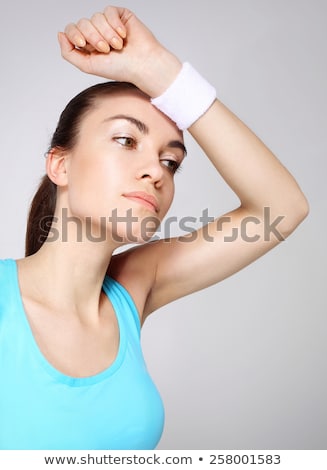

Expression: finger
xmin=90 ymin=12 xmax=123 ymax=50
xmin=57 ymin=32 xmax=92 ymax=72
xmin=63 ymin=23 xmax=86 ymax=48
xmin=103 ymin=6 xmax=129 ymax=39
xmin=65 ymin=19 xmax=110 ymax=53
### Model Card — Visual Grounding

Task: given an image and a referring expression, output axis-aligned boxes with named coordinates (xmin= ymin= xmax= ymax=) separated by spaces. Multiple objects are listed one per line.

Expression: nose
xmin=136 ymin=153 xmax=165 ymax=188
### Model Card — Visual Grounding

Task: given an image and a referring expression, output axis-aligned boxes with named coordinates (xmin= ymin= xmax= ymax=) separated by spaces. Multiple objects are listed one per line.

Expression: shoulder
xmin=107 ymin=241 xmax=161 ymax=324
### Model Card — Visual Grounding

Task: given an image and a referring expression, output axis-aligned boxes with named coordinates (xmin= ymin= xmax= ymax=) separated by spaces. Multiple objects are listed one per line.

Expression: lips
xmin=123 ymin=191 xmax=159 ymax=213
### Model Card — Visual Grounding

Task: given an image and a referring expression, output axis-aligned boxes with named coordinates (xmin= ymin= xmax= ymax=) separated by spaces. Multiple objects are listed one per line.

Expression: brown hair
xmin=25 ymin=81 xmax=143 ymax=256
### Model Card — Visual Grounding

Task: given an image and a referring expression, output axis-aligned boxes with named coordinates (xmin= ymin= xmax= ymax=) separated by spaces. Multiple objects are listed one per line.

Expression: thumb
xmin=57 ymin=32 xmax=90 ymax=72
xmin=57 ymin=31 xmax=76 ymax=55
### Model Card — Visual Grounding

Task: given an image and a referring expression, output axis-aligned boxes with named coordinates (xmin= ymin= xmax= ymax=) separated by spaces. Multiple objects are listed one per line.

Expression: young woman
xmin=0 ymin=6 xmax=308 ymax=450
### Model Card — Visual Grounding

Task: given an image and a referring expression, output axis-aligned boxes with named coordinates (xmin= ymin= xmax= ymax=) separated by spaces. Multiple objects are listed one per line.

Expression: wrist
xmin=134 ymin=46 xmax=182 ymax=98
xmin=151 ymin=62 xmax=217 ymax=130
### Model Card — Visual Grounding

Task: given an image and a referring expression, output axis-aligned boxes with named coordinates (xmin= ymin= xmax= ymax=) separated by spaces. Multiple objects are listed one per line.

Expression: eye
xmin=114 ymin=136 xmax=137 ymax=149
xmin=161 ymin=159 xmax=182 ymax=174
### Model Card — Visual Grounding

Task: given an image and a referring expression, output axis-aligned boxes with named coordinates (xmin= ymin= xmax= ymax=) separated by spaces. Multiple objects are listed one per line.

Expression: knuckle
xmin=103 ymin=5 xmax=114 ymax=14
xmin=91 ymin=12 xmax=103 ymax=23
xmin=104 ymin=5 xmax=120 ymax=21
xmin=77 ymin=18 xmax=90 ymax=30
xmin=64 ymin=23 xmax=76 ymax=35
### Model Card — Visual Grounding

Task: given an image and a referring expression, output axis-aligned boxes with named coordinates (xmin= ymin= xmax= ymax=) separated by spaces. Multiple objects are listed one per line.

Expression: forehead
xmin=82 ymin=91 xmax=183 ymax=139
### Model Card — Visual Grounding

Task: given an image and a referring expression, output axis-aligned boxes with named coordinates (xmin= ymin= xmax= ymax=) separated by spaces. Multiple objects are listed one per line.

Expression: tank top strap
xmin=102 ymin=275 xmax=141 ymax=340
xmin=0 ymin=259 xmax=18 ymax=319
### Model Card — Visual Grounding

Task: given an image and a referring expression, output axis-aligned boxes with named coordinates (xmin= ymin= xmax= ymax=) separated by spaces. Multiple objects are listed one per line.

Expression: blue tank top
xmin=0 ymin=258 xmax=164 ymax=450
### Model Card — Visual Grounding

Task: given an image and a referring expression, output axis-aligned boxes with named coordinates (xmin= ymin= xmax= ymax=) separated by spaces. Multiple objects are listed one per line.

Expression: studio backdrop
xmin=0 ymin=0 xmax=325 ymax=449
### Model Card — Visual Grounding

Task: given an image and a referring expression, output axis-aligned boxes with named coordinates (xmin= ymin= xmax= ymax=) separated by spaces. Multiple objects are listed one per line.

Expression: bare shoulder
xmin=107 ymin=240 xmax=161 ymax=325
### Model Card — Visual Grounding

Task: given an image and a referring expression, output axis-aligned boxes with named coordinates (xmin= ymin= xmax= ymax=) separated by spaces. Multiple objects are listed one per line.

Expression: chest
xmin=0 ymin=319 xmax=164 ymax=450
xmin=0 ymin=260 xmax=165 ymax=449
xmin=21 ymin=292 xmax=120 ymax=378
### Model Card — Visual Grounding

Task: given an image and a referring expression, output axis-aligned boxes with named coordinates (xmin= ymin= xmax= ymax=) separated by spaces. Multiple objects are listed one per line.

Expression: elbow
xmin=292 ymin=192 xmax=310 ymax=227
xmin=299 ymin=195 xmax=310 ymax=221
xmin=278 ymin=193 xmax=310 ymax=239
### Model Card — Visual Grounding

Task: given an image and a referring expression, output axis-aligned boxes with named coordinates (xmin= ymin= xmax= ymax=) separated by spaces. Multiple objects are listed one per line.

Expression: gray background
xmin=0 ymin=0 xmax=326 ymax=449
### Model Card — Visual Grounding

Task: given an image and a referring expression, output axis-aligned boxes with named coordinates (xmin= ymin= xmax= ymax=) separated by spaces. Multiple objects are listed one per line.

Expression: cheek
xmin=67 ymin=156 xmax=120 ymax=216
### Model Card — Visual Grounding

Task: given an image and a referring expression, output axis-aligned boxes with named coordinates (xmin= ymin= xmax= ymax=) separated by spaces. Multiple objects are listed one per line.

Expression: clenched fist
xmin=58 ymin=5 xmax=182 ymax=97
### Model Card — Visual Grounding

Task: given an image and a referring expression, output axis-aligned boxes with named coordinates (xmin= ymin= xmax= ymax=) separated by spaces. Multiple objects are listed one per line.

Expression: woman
xmin=0 ymin=6 xmax=308 ymax=450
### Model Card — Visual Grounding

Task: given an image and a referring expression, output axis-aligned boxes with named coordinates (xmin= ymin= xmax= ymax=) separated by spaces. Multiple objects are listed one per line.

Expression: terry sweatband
xmin=150 ymin=62 xmax=216 ymax=130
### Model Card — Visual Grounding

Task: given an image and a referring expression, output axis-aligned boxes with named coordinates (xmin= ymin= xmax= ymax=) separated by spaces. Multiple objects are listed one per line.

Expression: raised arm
xmin=58 ymin=6 xmax=309 ymax=320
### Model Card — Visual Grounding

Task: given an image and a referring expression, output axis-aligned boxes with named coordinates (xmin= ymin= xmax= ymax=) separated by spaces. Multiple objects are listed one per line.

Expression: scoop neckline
xmin=10 ymin=258 xmax=127 ymax=387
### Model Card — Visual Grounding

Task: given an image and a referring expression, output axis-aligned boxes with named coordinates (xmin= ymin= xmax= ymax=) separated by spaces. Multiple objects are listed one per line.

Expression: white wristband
xmin=150 ymin=62 xmax=216 ymax=130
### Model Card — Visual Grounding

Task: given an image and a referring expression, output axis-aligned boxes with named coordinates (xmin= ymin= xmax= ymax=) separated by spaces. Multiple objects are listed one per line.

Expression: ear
xmin=46 ymin=147 xmax=69 ymax=186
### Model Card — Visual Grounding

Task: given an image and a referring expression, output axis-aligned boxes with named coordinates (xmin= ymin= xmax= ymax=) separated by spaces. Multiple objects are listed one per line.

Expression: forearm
xmin=137 ymin=48 xmax=309 ymax=234
xmin=188 ymin=98 xmax=309 ymax=233
xmin=136 ymin=47 xmax=309 ymax=227
xmin=140 ymin=50 xmax=309 ymax=234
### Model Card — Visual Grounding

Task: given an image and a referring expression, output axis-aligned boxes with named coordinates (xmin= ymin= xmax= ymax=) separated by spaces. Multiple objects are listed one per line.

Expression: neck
xmin=21 ymin=227 xmax=123 ymax=322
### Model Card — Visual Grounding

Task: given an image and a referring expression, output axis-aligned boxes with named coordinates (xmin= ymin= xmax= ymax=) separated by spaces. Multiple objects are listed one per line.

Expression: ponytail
xmin=25 ymin=175 xmax=57 ymax=256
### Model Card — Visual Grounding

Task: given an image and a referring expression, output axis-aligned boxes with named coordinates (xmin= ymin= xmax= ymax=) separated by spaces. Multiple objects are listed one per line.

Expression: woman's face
xmin=62 ymin=91 xmax=186 ymax=244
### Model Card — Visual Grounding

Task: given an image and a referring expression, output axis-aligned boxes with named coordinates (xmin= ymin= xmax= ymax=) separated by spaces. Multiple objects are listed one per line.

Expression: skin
xmin=56 ymin=91 xmax=184 ymax=243
xmin=16 ymin=6 xmax=309 ymax=378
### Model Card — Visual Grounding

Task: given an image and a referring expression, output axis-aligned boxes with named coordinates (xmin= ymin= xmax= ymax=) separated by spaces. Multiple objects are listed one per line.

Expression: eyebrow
xmin=102 ymin=114 xmax=187 ymax=157
xmin=103 ymin=114 xmax=149 ymax=134
xmin=167 ymin=140 xmax=187 ymax=157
